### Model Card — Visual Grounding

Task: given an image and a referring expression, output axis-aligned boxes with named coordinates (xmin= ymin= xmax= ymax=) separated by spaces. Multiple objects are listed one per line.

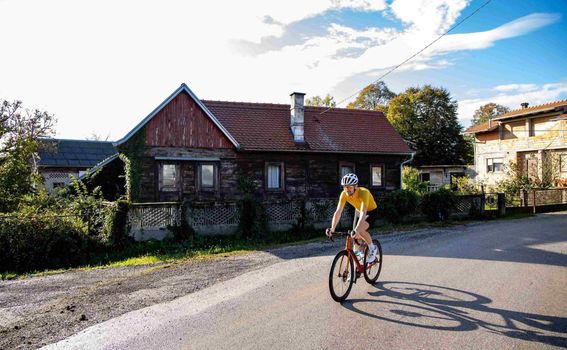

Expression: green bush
xmin=381 ymin=189 xmax=419 ymax=223
xmin=236 ymin=175 xmax=268 ymax=239
xmin=402 ymin=166 xmax=429 ymax=195
xmin=0 ymin=212 xmax=97 ymax=273
xmin=419 ymin=188 xmax=456 ymax=221
xmin=237 ymin=195 xmax=268 ymax=239
xmin=1 ymin=181 xmax=131 ymax=274
xmin=166 ymin=202 xmax=196 ymax=242
xmin=102 ymin=200 xmax=133 ymax=247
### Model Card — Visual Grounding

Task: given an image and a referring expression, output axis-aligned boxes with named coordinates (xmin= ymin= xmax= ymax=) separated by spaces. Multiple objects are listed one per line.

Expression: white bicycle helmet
xmin=341 ymin=173 xmax=358 ymax=186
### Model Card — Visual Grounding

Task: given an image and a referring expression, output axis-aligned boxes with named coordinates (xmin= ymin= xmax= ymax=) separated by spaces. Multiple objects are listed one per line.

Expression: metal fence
xmin=517 ymin=188 xmax=567 ymax=207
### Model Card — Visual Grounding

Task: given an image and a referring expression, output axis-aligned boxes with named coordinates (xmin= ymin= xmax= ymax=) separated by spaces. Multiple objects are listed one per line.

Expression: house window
xmin=159 ymin=163 xmax=180 ymax=191
xmin=486 ymin=158 xmax=503 ymax=173
xmin=339 ymin=162 xmax=355 ymax=181
xmin=198 ymin=163 xmax=218 ymax=190
xmin=420 ymin=173 xmax=430 ymax=182
xmin=561 ymin=154 xmax=567 ymax=173
xmin=370 ymin=165 xmax=384 ymax=187
xmin=266 ymin=162 xmax=284 ymax=190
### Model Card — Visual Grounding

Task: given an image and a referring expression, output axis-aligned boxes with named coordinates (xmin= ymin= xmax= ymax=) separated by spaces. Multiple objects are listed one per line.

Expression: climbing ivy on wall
xmin=117 ymin=128 xmax=146 ymax=202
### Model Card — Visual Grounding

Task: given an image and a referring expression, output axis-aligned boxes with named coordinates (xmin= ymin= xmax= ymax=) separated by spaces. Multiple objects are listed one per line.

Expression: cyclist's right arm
xmin=327 ymin=194 xmax=346 ymax=235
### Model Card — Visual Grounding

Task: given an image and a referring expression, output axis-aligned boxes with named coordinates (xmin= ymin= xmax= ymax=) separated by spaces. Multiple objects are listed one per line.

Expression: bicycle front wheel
xmin=328 ymin=250 xmax=354 ymax=302
xmin=363 ymin=239 xmax=383 ymax=284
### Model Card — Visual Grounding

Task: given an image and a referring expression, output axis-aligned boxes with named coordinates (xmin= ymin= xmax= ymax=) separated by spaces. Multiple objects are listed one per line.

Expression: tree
xmin=471 ymin=103 xmax=509 ymax=127
xmin=0 ymin=100 xmax=56 ymax=211
xmin=87 ymin=132 xmax=110 ymax=141
xmin=347 ymin=81 xmax=395 ymax=112
xmin=387 ymin=85 xmax=471 ymax=166
xmin=305 ymin=94 xmax=336 ymax=107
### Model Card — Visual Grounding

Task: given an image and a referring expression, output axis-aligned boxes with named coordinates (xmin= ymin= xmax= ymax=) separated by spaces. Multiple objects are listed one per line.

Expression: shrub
xmin=1 ymin=181 xmax=129 ymax=274
xmin=402 ymin=166 xmax=429 ymax=195
xmin=236 ymin=175 xmax=268 ymax=239
xmin=419 ymin=188 xmax=456 ymax=221
xmin=237 ymin=195 xmax=268 ymax=239
xmin=0 ymin=211 xmax=96 ymax=273
xmin=102 ymin=200 xmax=133 ymax=247
xmin=167 ymin=202 xmax=196 ymax=242
xmin=453 ymin=176 xmax=480 ymax=195
xmin=381 ymin=189 xmax=419 ymax=223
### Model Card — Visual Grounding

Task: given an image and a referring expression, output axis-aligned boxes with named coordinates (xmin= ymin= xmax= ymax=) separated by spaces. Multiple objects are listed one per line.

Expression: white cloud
xmin=493 ymin=84 xmax=538 ymax=93
xmin=390 ymin=0 xmax=469 ymax=34
xmin=432 ymin=13 xmax=561 ymax=53
xmin=0 ymin=0 xmax=561 ymax=139
xmin=458 ymin=82 xmax=567 ymax=127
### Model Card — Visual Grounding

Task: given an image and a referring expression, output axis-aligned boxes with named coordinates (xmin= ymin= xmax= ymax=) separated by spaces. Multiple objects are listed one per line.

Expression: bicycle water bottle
xmin=353 ymin=241 xmax=365 ymax=263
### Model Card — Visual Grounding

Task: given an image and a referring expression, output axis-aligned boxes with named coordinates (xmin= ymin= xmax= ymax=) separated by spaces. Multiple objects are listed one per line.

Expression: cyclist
xmin=326 ymin=173 xmax=379 ymax=263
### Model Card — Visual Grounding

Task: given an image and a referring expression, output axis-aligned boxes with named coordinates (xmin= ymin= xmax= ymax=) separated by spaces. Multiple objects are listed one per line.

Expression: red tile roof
xmin=202 ymin=100 xmax=412 ymax=154
xmin=464 ymin=99 xmax=567 ymax=134
xmin=463 ymin=120 xmax=499 ymax=134
xmin=494 ymin=100 xmax=567 ymax=120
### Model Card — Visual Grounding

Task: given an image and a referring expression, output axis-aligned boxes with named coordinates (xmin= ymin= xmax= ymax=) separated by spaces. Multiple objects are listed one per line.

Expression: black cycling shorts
xmin=365 ymin=209 xmax=378 ymax=227
xmin=354 ymin=209 xmax=378 ymax=228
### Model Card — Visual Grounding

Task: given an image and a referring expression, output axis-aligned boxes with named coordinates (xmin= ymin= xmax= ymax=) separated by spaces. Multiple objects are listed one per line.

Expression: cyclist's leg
xmin=352 ymin=212 xmax=361 ymax=252
xmin=354 ymin=219 xmax=372 ymax=246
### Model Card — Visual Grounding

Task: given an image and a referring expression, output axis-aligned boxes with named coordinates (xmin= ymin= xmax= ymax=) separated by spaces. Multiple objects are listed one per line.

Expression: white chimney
xmin=290 ymin=92 xmax=305 ymax=143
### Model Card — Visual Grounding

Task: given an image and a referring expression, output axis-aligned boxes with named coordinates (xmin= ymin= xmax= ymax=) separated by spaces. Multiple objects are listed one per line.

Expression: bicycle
xmin=327 ymin=230 xmax=383 ymax=302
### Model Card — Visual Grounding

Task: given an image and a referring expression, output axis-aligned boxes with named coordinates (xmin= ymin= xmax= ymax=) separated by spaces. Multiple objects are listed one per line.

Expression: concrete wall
xmin=474 ymin=112 xmax=567 ymax=188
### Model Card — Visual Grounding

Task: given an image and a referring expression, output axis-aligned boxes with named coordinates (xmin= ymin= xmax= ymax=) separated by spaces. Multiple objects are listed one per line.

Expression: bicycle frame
xmin=333 ymin=231 xmax=377 ymax=278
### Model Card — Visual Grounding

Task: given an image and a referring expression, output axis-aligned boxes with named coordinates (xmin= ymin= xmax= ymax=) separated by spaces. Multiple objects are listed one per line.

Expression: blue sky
xmin=0 ymin=0 xmax=566 ymax=140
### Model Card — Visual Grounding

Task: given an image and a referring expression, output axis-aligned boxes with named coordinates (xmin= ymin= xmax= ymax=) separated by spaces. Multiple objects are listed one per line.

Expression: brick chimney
xmin=290 ymin=92 xmax=305 ymax=143
xmin=521 ymin=102 xmax=529 ymax=109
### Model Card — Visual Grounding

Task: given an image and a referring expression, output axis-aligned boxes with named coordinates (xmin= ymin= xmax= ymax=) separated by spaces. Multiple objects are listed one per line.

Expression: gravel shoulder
xmin=0 ymin=218 xmax=526 ymax=350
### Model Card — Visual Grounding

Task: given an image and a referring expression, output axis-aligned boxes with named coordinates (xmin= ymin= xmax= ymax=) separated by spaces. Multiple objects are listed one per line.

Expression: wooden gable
xmin=145 ymin=91 xmax=233 ymax=149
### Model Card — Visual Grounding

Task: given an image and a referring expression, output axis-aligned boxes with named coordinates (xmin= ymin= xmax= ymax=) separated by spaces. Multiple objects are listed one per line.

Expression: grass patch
xmin=0 ymin=272 xmax=18 ymax=280
xmin=2 ymin=212 xmax=537 ymax=280
xmin=2 ymin=228 xmax=326 ymax=279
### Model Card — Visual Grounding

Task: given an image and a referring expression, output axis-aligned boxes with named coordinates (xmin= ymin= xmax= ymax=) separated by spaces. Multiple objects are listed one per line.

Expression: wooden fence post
xmin=532 ymin=189 xmax=537 ymax=214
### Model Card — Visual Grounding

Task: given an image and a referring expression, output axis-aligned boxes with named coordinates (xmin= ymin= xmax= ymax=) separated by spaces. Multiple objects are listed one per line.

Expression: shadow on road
xmin=267 ymin=212 xmax=567 ymax=268
xmin=342 ymin=281 xmax=567 ymax=348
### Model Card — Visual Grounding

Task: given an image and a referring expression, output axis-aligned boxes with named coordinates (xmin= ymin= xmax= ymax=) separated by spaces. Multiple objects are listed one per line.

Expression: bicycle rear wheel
xmin=328 ymin=250 xmax=354 ymax=302
xmin=363 ymin=239 xmax=383 ymax=284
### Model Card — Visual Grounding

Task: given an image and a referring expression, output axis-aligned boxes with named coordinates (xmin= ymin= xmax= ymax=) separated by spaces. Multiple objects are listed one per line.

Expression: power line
xmin=319 ymin=0 xmax=494 ymax=116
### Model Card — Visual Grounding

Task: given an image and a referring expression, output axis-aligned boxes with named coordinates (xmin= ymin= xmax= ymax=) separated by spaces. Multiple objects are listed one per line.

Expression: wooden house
xmin=111 ymin=84 xmax=413 ymax=204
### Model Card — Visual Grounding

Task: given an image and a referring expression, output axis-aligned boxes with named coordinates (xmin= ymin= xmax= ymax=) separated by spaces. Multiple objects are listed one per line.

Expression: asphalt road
xmin=44 ymin=212 xmax=567 ymax=350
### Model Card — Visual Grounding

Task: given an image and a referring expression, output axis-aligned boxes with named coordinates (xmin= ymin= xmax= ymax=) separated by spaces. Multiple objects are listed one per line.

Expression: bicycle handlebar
xmin=326 ymin=230 xmax=355 ymax=242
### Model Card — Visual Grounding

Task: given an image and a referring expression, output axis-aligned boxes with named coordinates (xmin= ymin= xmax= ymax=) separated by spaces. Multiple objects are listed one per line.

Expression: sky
xmin=1 ymin=0 xmax=566 ymax=140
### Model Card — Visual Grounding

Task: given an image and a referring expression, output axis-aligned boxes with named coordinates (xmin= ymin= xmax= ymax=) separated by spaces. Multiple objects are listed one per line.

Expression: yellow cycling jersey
xmin=339 ymin=186 xmax=377 ymax=212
